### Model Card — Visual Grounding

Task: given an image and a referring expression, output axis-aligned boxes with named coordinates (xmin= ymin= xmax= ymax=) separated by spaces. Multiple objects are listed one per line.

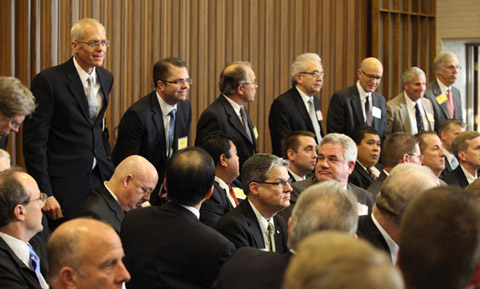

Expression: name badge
xmin=372 ymin=106 xmax=382 ymax=119
xmin=426 ymin=113 xmax=435 ymax=122
xmin=178 ymin=136 xmax=188 ymax=150
xmin=436 ymin=94 xmax=447 ymax=105
xmin=316 ymin=110 xmax=323 ymax=121
xmin=253 ymin=127 xmax=259 ymax=140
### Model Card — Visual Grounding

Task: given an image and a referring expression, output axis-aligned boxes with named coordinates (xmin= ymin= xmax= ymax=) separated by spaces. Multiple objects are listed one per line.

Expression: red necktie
xmin=367 ymin=167 xmax=377 ymax=181
xmin=228 ymin=185 xmax=240 ymax=206
xmin=446 ymin=88 xmax=454 ymax=118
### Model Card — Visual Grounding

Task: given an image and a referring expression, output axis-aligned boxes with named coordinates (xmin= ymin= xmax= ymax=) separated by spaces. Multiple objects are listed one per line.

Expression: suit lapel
xmin=242 ymin=200 xmax=265 ymax=249
xmin=397 ymin=96 xmax=414 ymax=133
xmin=66 ymin=58 xmax=91 ymax=123
xmin=351 ymin=87 xmax=365 ymax=125
xmin=149 ymin=93 xmax=167 ymax=156
xmin=99 ymin=185 xmax=125 ymax=224
xmin=94 ymin=68 xmax=110 ymax=126
xmin=291 ymin=88 xmax=315 ymax=131
xmin=220 ymin=95 xmax=255 ymax=145
xmin=433 ymin=81 xmax=451 ymax=119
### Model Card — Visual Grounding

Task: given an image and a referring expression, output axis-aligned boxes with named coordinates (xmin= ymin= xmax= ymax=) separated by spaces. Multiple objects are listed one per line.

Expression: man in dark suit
xmin=269 ymin=53 xmax=324 ymax=156
xmin=327 ymin=57 xmax=387 ymax=142
xmin=77 ymin=155 xmax=158 ymax=233
xmin=112 ymin=57 xmax=192 ymax=205
xmin=212 ymin=180 xmax=358 ymax=289
xmin=357 ymin=163 xmax=438 ymax=264
xmin=443 ymin=131 xmax=480 ymax=187
xmin=196 ymin=61 xmax=258 ymax=173
xmin=23 ymin=18 xmax=115 ymax=222
xmin=215 ymin=154 xmax=290 ymax=253
xmin=120 ymin=147 xmax=235 ymax=289
xmin=281 ymin=131 xmax=317 ymax=182
xmin=0 ymin=169 xmax=48 ymax=289
xmin=439 ymin=120 xmax=466 ymax=178
xmin=424 ymin=52 xmax=463 ymax=132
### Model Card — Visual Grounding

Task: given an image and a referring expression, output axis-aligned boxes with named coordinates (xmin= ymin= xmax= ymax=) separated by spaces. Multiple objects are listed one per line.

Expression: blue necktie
xmin=415 ymin=103 xmax=425 ymax=132
xmin=27 ymin=244 xmax=43 ymax=285
xmin=167 ymin=109 xmax=176 ymax=158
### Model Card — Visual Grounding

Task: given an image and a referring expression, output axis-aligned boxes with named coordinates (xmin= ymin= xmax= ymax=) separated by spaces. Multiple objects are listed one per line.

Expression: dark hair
xmin=351 ymin=126 xmax=379 ymax=145
xmin=198 ymin=131 xmax=233 ymax=166
xmin=153 ymin=57 xmax=187 ymax=87
xmin=219 ymin=61 xmax=252 ymax=96
xmin=281 ymin=131 xmax=316 ymax=159
xmin=0 ymin=168 xmax=29 ymax=227
xmin=381 ymin=133 xmax=419 ymax=168
xmin=415 ymin=131 xmax=438 ymax=153
xmin=438 ymin=119 xmax=465 ymax=134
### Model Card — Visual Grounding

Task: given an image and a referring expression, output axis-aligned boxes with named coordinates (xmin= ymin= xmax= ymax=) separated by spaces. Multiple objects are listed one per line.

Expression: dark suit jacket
xmin=327 ymin=84 xmax=387 ymax=141
xmin=212 ymin=248 xmax=292 ymax=289
xmin=356 ymin=214 xmax=390 ymax=256
xmin=268 ymin=87 xmax=323 ymax=156
xmin=196 ymin=94 xmax=257 ymax=170
xmin=200 ymin=180 xmax=235 ymax=228
xmin=442 ymin=165 xmax=469 ymax=188
xmin=0 ymin=136 xmax=8 ymax=150
xmin=440 ymin=156 xmax=453 ymax=179
xmin=23 ymin=57 xmax=115 ymax=219
xmin=348 ymin=162 xmax=384 ymax=190
xmin=424 ymin=79 xmax=463 ymax=132
xmin=76 ymin=183 xmax=125 ymax=233
xmin=0 ymin=237 xmax=43 ymax=289
xmin=121 ymin=202 xmax=235 ymax=289
xmin=366 ymin=170 xmax=388 ymax=198
xmin=215 ymin=199 xmax=288 ymax=253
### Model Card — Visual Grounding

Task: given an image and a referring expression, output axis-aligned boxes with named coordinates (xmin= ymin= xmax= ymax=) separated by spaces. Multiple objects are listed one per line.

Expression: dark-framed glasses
xmin=361 ymin=69 xmax=383 ymax=80
xmin=22 ymin=192 xmax=47 ymax=205
xmin=254 ymin=178 xmax=293 ymax=188
xmin=160 ymin=78 xmax=193 ymax=85
xmin=299 ymin=70 xmax=325 ymax=78
xmin=76 ymin=40 xmax=111 ymax=47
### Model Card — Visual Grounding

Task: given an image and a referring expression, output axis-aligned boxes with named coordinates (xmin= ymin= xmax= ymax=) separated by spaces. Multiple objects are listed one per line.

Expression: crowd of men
xmin=2 ymin=17 xmax=480 ymax=289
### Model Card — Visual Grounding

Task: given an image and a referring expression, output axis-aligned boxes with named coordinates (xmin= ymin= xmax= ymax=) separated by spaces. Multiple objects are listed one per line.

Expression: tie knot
xmin=169 ymin=109 xmax=176 ymax=117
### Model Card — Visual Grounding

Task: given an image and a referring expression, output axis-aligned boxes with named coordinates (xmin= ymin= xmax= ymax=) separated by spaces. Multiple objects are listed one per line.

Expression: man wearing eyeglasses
xmin=76 ymin=155 xmax=158 ymax=233
xmin=23 ymin=18 xmax=115 ymax=226
xmin=327 ymin=57 xmax=387 ymax=142
xmin=269 ymin=53 xmax=324 ymax=157
xmin=425 ymin=52 xmax=463 ymax=132
xmin=112 ymin=57 xmax=192 ymax=205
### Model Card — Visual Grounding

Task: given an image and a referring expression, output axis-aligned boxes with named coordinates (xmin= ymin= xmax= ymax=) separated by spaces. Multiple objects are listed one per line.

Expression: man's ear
xmin=249 ymin=182 xmax=259 ymax=197
xmin=287 ymin=149 xmax=295 ymax=162
xmin=13 ymin=204 xmax=26 ymax=221
xmin=458 ymin=151 xmax=467 ymax=162
xmin=219 ymin=154 xmax=228 ymax=167
xmin=401 ymin=153 xmax=409 ymax=163
xmin=205 ymin=185 xmax=214 ymax=200
xmin=123 ymin=174 xmax=133 ymax=188
xmin=58 ymin=267 xmax=77 ymax=289
xmin=347 ymin=161 xmax=355 ymax=175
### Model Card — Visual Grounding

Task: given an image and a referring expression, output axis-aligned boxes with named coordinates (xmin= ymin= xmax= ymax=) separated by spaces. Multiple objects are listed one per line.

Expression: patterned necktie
xmin=415 ymin=103 xmax=425 ymax=132
xmin=446 ymin=88 xmax=455 ymax=118
xmin=240 ymin=106 xmax=252 ymax=142
xmin=365 ymin=94 xmax=372 ymax=126
xmin=268 ymin=222 xmax=276 ymax=252
xmin=167 ymin=109 xmax=176 ymax=159
xmin=367 ymin=167 xmax=377 ymax=181
xmin=27 ymin=244 xmax=43 ymax=285
xmin=308 ymin=98 xmax=322 ymax=142
xmin=86 ymin=76 xmax=98 ymax=123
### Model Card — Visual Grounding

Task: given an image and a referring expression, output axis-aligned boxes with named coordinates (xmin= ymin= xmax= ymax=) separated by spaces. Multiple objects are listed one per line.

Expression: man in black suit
xmin=196 ymin=61 xmax=258 ymax=173
xmin=112 ymin=57 xmax=192 ymax=205
xmin=327 ymin=57 xmax=387 ymax=142
xmin=0 ymin=169 xmax=48 ymax=289
xmin=77 ymin=155 xmax=158 ymax=233
xmin=357 ymin=163 xmax=438 ymax=264
xmin=281 ymin=131 xmax=317 ymax=182
xmin=439 ymin=120 xmax=465 ymax=177
xmin=215 ymin=154 xmax=290 ymax=253
xmin=269 ymin=53 xmax=324 ymax=156
xmin=212 ymin=180 xmax=358 ymax=289
xmin=120 ymin=147 xmax=235 ymax=289
xmin=443 ymin=131 xmax=480 ymax=188
xmin=424 ymin=52 xmax=463 ymax=132
xmin=23 ymin=18 xmax=115 ymax=222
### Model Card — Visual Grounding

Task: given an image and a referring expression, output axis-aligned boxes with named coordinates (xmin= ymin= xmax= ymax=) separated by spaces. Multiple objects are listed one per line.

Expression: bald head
xmin=219 ymin=61 xmax=256 ymax=104
xmin=358 ymin=57 xmax=383 ymax=93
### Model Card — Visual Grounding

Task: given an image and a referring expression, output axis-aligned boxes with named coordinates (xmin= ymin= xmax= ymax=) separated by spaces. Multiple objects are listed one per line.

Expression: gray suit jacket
xmin=386 ymin=92 xmax=435 ymax=134
xmin=424 ymin=79 xmax=462 ymax=132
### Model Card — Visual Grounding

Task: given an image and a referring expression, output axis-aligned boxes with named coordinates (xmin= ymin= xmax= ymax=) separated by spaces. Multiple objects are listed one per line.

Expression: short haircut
xmin=288 ymin=180 xmax=358 ymax=251
xmin=198 ymin=131 xmax=233 ymax=166
xmin=281 ymin=130 xmax=316 ymax=159
xmin=219 ymin=61 xmax=252 ymax=96
xmin=165 ymin=147 xmax=215 ymax=206
xmin=241 ymin=153 xmax=289 ymax=195
xmin=320 ymin=133 xmax=357 ymax=164
xmin=438 ymin=119 xmax=466 ymax=135
xmin=351 ymin=126 xmax=379 ymax=145
xmin=400 ymin=186 xmax=480 ymax=289
xmin=433 ymin=52 xmax=459 ymax=74
xmin=415 ymin=131 xmax=439 ymax=153
xmin=452 ymin=131 xmax=480 ymax=159
xmin=283 ymin=231 xmax=404 ymax=289
xmin=70 ymin=18 xmax=103 ymax=41
xmin=375 ymin=163 xmax=438 ymax=224
xmin=153 ymin=57 xmax=187 ymax=87
xmin=381 ymin=132 xmax=419 ymax=168
xmin=289 ymin=53 xmax=322 ymax=86
xmin=0 ymin=77 xmax=36 ymax=118
xmin=0 ymin=168 xmax=29 ymax=227
xmin=402 ymin=67 xmax=425 ymax=83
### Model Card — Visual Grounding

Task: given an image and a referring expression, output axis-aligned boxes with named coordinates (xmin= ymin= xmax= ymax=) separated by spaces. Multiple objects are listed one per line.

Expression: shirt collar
xmin=156 ymin=91 xmax=177 ymax=116
xmin=104 ymin=181 xmax=120 ymax=203
xmin=181 ymin=205 xmax=200 ymax=219
xmin=460 ymin=164 xmax=477 ymax=184
xmin=436 ymin=78 xmax=450 ymax=95
xmin=288 ymin=169 xmax=305 ymax=182
xmin=223 ymin=93 xmax=243 ymax=116
xmin=295 ymin=86 xmax=314 ymax=108
xmin=248 ymin=199 xmax=273 ymax=240
xmin=356 ymin=81 xmax=370 ymax=101
xmin=0 ymin=232 xmax=30 ymax=268
xmin=73 ymin=56 xmax=96 ymax=85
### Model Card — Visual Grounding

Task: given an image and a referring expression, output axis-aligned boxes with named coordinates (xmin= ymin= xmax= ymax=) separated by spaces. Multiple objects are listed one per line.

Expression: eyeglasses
xmin=240 ymin=81 xmax=259 ymax=87
xmin=160 ymin=78 xmax=193 ymax=85
xmin=299 ymin=71 xmax=325 ymax=78
xmin=361 ymin=69 xmax=383 ymax=80
xmin=408 ymin=153 xmax=424 ymax=162
xmin=76 ymin=40 xmax=111 ymax=48
xmin=0 ymin=112 xmax=21 ymax=130
xmin=22 ymin=192 xmax=47 ymax=205
xmin=131 ymin=176 xmax=153 ymax=195
xmin=254 ymin=178 xmax=293 ymax=188
xmin=444 ymin=65 xmax=461 ymax=71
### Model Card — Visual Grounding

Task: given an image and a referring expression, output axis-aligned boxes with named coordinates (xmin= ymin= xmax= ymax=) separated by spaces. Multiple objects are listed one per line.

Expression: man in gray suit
xmin=387 ymin=67 xmax=435 ymax=134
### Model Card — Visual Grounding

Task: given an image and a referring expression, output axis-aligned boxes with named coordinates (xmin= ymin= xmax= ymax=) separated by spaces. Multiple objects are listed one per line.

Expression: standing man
xmin=443 ymin=131 xmax=480 ymax=188
xmin=327 ymin=57 xmax=387 ymax=141
xmin=23 ymin=18 xmax=115 ymax=223
xmin=281 ymin=131 xmax=318 ymax=182
xmin=425 ymin=52 xmax=463 ymax=132
xmin=439 ymin=119 xmax=466 ymax=177
xmin=269 ymin=53 xmax=324 ymax=156
xmin=386 ymin=67 xmax=435 ymax=134
xmin=112 ymin=57 xmax=192 ymax=205
xmin=196 ymin=61 xmax=258 ymax=172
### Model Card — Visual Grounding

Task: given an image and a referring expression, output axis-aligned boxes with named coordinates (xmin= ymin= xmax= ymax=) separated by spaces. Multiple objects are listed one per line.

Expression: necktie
xmin=167 ymin=109 xmax=176 ymax=159
xmin=267 ymin=222 xmax=276 ymax=252
xmin=227 ymin=184 xmax=240 ymax=206
xmin=27 ymin=244 xmax=43 ymax=285
xmin=451 ymin=156 xmax=459 ymax=170
xmin=240 ymin=106 xmax=253 ymax=142
xmin=365 ymin=94 xmax=372 ymax=126
xmin=308 ymin=98 xmax=322 ymax=143
xmin=446 ymin=88 xmax=455 ymax=118
xmin=367 ymin=167 xmax=377 ymax=181
xmin=414 ymin=103 xmax=425 ymax=132
xmin=86 ymin=76 xmax=98 ymax=123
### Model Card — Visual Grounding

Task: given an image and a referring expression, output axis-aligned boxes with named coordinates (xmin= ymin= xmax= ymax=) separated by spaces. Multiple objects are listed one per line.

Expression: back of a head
xmin=219 ymin=61 xmax=252 ymax=96
xmin=382 ymin=132 xmax=419 ymax=168
xmin=0 ymin=76 xmax=36 ymax=117
xmin=283 ymin=231 xmax=404 ymax=289
xmin=198 ymin=131 xmax=232 ymax=166
xmin=0 ymin=168 xmax=28 ymax=228
xmin=400 ymin=186 xmax=480 ymax=289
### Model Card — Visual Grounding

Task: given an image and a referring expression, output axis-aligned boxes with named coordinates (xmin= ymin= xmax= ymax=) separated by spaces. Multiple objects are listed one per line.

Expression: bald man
xmin=327 ymin=57 xmax=387 ymax=142
xmin=47 ymin=218 xmax=130 ymax=289
xmin=77 ymin=155 xmax=158 ymax=233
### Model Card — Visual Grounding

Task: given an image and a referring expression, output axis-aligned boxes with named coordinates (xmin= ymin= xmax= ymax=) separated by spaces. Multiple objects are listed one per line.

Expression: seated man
xmin=281 ymin=131 xmax=318 ymax=182
xmin=443 ymin=131 xmax=480 ymax=187
xmin=349 ymin=126 xmax=383 ymax=189
xmin=439 ymin=119 xmax=466 ymax=177
xmin=46 ymin=218 xmax=131 ymax=289
xmin=215 ymin=154 xmax=291 ymax=253
xmin=416 ymin=131 xmax=446 ymax=179
xmin=76 ymin=155 xmax=158 ymax=233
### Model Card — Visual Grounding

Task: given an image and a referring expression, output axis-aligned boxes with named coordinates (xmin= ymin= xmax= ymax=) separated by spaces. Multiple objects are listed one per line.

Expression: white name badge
xmin=372 ymin=106 xmax=382 ymax=119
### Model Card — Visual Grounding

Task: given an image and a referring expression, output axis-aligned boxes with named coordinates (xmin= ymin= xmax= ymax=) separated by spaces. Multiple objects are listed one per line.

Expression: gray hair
xmin=290 ymin=53 xmax=322 ymax=85
xmin=402 ymin=67 xmax=425 ymax=83
xmin=433 ymin=52 xmax=458 ymax=74
xmin=241 ymin=153 xmax=289 ymax=195
xmin=288 ymin=180 xmax=359 ymax=251
xmin=219 ymin=61 xmax=252 ymax=96
xmin=320 ymin=133 xmax=357 ymax=164
xmin=0 ymin=77 xmax=35 ymax=118
xmin=71 ymin=18 xmax=104 ymax=41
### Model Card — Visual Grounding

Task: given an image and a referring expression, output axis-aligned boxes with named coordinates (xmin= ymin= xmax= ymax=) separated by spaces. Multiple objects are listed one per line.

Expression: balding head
xmin=358 ymin=57 xmax=383 ymax=93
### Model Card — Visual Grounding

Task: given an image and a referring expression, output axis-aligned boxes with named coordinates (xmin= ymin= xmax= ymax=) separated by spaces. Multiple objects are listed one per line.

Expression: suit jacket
xmin=386 ymin=92 xmax=435 ymax=134
xmin=23 ymin=57 xmax=115 ymax=219
xmin=268 ymin=87 xmax=323 ymax=156
xmin=0 ymin=237 xmax=43 ymax=289
xmin=212 ymin=248 xmax=292 ymax=289
xmin=0 ymin=136 xmax=8 ymax=150
xmin=366 ymin=170 xmax=388 ymax=198
xmin=356 ymin=214 xmax=390 ymax=256
xmin=76 ymin=183 xmax=125 ymax=233
xmin=348 ymin=162 xmax=384 ymax=190
xmin=442 ymin=165 xmax=469 ymax=188
xmin=215 ymin=199 xmax=288 ymax=253
xmin=196 ymin=94 xmax=257 ymax=170
xmin=424 ymin=79 xmax=463 ymax=132
xmin=200 ymin=180 xmax=234 ymax=228
xmin=120 ymin=201 xmax=235 ymax=289
xmin=327 ymin=84 xmax=387 ymax=141
xmin=441 ymin=156 xmax=453 ymax=179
